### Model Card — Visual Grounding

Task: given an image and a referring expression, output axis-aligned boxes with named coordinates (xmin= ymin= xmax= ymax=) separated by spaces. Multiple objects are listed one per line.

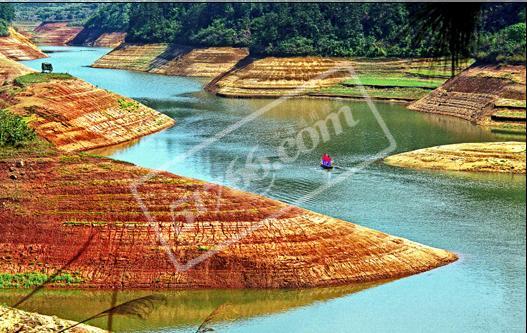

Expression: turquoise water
xmin=15 ymin=46 xmax=526 ymax=332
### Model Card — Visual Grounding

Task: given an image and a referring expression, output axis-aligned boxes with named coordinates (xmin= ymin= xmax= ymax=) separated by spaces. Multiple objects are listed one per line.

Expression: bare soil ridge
xmin=409 ymin=65 xmax=526 ymax=132
xmin=0 ymin=153 xmax=457 ymax=289
xmin=32 ymin=22 xmax=83 ymax=46
xmin=3 ymin=72 xmax=175 ymax=152
xmin=384 ymin=142 xmax=526 ymax=174
xmin=92 ymin=43 xmax=249 ymax=77
xmin=0 ymin=28 xmax=47 ymax=61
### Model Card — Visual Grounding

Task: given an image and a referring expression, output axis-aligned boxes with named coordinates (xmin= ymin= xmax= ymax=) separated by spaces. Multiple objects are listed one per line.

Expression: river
xmin=7 ymin=46 xmax=525 ymax=332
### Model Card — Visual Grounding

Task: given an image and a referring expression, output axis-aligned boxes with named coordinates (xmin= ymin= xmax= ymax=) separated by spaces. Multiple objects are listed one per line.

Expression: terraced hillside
xmin=2 ymin=72 xmax=175 ymax=152
xmin=209 ymin=57 xmax=466 ymax=99
xmin=385 ymin=142 xmax=526 ymax=174
xmin=92 ymin=43 xmax=249 ymax=77
xmin=70 ymin=27 xmax=126 ymax=47
xmin=33 ymin=22 xmax=82 ymax=45
xmin=0 ymin=151 xmax=457 ymax=289
xmin=0 ymin=27 xmax=47 ymax=61
xmin=209 ymin=57 xmax=356 ymax=97
xmin=409 ymin=65 xmax=526 ymax=132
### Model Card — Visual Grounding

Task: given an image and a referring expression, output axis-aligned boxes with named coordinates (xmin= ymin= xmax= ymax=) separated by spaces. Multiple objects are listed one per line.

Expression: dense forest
xmin=13 ymin=3 xmax=99 ymax=24
xmin=3 ymin=3 xmax=526 ymax=63
xmin=81 ymin=3 xmax=525 ymax=63
xmin=0 ymin=3 xmax=14 ymax=36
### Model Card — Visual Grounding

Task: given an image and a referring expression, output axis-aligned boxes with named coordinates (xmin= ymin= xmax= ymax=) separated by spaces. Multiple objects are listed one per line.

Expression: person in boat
xmin=321 ymin=154 xmax=333 ymax=168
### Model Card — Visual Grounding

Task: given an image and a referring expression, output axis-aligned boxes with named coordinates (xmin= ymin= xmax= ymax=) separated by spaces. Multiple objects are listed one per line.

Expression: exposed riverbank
xmin=0 ymin=305 xmax=105 ymax=333
xmin=92 ymin=45 xmax=466 ymax=101
xmin=0 ymin=149 xmax=457 ymax=289
xmin=384 ymin=141 xmax=526 ymax=174
xmin=410 ymin=64 xmax=526 ymax=133
xmin=92 ymin=43 xmax=249 ymax=77
xmin=32 ymin=22 xmax=83 ymax=46
xmin=0 ymin=27 xmax=46 ymax=61
xmin=0 ymin=58 xmax=174 ymax=151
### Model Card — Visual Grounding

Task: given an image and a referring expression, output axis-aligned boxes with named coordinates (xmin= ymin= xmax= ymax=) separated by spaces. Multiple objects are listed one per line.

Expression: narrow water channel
xmin=10 ymin=46 xmax=526 ymax=333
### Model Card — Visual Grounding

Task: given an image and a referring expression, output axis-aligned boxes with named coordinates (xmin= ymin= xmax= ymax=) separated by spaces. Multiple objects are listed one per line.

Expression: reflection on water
xmin=18 ymin=47 xmax=527 ymax=333
xmin=0 ymin=283 xmax=379 ymax=331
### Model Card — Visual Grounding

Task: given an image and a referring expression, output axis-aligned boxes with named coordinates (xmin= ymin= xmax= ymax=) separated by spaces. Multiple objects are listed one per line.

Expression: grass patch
xmin=117 ymin=98 xmax=140 ymax=112
xmin=0 ymin=137 xmax=56 ymax=160
xmin=0 ymin=272 xmax=83 ymax=288
xmin=317 ymin=86 xmax=430 ymax=100
xmin=493 ymin=109 xmax=526 ymax=119
xmin=405 ymin=68 xmax=453 ymax=79
xmin=343 ymin=74 xmax=445 ymax=89
xmin=494 ymin=98 xmax=526 ymax=108
xmin=14 ymin=73 xmax=74 ymax=88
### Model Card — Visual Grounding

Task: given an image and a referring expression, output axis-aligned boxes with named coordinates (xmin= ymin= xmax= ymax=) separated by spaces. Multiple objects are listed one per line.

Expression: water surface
xmin=14 ymin=46 xmax=526 ymax=333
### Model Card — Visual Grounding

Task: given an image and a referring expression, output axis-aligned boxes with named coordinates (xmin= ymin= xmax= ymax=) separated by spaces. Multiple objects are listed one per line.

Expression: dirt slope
xmin=0 ymin=53 xmax=35 ymax=85
xmin=384 ymin=141 xmax=526 ymax=173
xmin=33 ymin=22 xmax=83 ymax=45
xmin=0 ymin=305 xmax=105 ymax=333
xmin=409 ymin=65 xmax=526 ymax=131
xmin=0 ymin=152 xmax=457 ymax=289
xmin=209 ymin=56 xmax=355 ymax=97
xmin=0 ymin=27 xmax=47 ymax=61
xmin=4 ymin=76 xmax=174 ymax=152
xmin=70 ymin=27 xmax=126 ymax=48
xmin=92 ymin=43 xmax=249 ymax=77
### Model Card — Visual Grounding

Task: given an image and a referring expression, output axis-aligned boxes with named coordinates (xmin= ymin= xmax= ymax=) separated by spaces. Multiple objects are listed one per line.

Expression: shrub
xmin=0 ymin=19 xmax=8 ymax=37
xmin=0 ymin=272 xmax=82 ymax=288
xmin=477 ymin=23 xmax=526 ymax=64
xmin=117 ymin=98 xmax=139 ymax=112
xmin=0 ymin=109 xmax=36 ymax=147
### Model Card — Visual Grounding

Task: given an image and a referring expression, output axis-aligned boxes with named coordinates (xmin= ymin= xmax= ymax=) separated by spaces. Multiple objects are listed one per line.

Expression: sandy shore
xmin=384 ymin=141 xmax=526 ymax=174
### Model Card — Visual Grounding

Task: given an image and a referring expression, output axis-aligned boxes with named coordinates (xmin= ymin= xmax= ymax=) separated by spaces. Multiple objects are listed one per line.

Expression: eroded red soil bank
xmin=0 ymin=153 xmax=457 ymax=289
xmin=32 ymin=22 xmax=83 ymax=45
xmin=0 ymin=28 xmax=47 ymax=61
xmin=4 ymin=75 xmax=174 ymax=152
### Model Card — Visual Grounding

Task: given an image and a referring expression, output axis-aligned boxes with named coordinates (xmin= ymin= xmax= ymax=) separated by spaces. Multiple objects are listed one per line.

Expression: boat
xmin=320 ymin=163 xmax=333 ymax=170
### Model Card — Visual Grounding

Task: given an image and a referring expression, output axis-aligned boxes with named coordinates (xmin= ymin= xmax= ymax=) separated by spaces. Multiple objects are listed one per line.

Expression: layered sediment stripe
xmin=409 ymin=65 xmax=526 ymax=129
xmin=92 ymin=43 xmax=249 ymax=77
xmin=0 ymin=53 xmax=35 ymax=84
xmin=33 ymin=22 xmax=83 ymax=45
xmin=0 ymin=28 xmax=47 ymax=61
xmin=7 ymin=78 xmax=175 ymax=151
xmin=384 ymin=142 xmax=526 ymax=174
xmin=211 ymin=57 xmax=355 ymax=97
xmin=0 ymin=155 xmax=457 ymax=289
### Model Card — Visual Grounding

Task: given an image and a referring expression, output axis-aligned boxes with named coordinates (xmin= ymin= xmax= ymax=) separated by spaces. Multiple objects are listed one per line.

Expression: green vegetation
xmin=493 ymin=110 xmax=526 ymax=119
xmin=405 ymin=68 xmax=456 ymax=79
xmin=495 ymin=98 xmax=527 ymax=109
xmin=14 ymin=73 xmax=74 ymax=88
xmin=117 ymin=98 xmax=139 ymax=112
xmin=0 ymin=272 xmax=82 ymax=288
xmin=318 ymin=86 xmax=430 ymax=101
xmin=0 ymin=3 xmax=15 ymax=36
xmin=477 ymin=22 xmax=526 ymax=64
xmin=0 ymin=137 xmax=55 ymax=160
xmin=344 ymin=75 xmax=445 ymax=89
xmin=12 ymin=3 xmax=99 ymax=24
xmin=0 ymin=109 xmax=36 ymax=147
xmin=81 ymin=3 xmax=525 ymax=62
